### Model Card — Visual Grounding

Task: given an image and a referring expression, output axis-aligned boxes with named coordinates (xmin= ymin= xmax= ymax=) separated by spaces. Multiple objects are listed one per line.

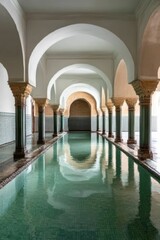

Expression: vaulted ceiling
xmin=17 ymin=0 xmax=141 ymax=14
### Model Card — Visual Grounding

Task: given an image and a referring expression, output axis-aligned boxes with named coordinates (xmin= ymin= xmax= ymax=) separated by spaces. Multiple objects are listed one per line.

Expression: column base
xmin=53 ymin=133 xmax=58 ymax=138
xmin=37 ymin=139 xmax=45 ymax=144
xmin=115 ymin=137 xmax=123 ymax=143
xmin=108 ymin=133 xmax=114 ymax=138
xmin=14 ymin=149 xmax=26 ymax=161
xmin=127 ymin=138 xmax=137 ymax=144
xmin=138 ymin=148 xmax=153 ymax=160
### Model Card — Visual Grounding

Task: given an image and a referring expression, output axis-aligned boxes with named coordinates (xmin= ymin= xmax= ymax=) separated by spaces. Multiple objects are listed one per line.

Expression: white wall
xmin=0 ymin=63 xmax=15 ymax=113
xmin=26 ymin=95 xmax=32 ymax=115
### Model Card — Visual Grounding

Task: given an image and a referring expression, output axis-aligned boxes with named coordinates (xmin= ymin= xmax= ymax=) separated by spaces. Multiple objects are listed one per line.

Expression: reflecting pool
xmin=0 ymin=132 xmax=160 ymax=240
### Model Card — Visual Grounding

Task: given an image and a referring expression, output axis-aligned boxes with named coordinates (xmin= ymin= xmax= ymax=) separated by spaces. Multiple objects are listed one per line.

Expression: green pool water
xmin=0 ymin=132 xmax=160 ymax=240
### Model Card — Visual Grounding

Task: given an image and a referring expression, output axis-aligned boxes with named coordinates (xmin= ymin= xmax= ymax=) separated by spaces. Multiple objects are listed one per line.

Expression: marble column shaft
xmin=9 ymin=82 xmax=32 ymax=160
xmin=112 ymin=97 xmax=124 ymax=143
xmin=52 ymin=104 xmax=59 ymax=137
xmin=35 ymin=98 xmax=48 ymax=144
xmin=106 ymin=101 xmax=114 ymax=138
xmin=59 ymin=108 xmax=64 ymax=133
xmin=126 ymin=98 xmax=137 ymax=144
xmin=132 ymin=79 xmax=159 ymax=160
xmin=102 ymin=107 xmax=106 ymax=135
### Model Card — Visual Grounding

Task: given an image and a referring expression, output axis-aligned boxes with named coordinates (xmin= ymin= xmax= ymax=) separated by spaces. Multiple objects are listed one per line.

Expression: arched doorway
xmin=68 ymin=99 xmax=91 ymax=131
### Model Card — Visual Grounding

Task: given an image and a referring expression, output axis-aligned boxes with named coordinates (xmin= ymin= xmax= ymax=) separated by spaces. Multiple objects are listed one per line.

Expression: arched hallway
xmin=0 ymin=0 xmax=160 ymax=172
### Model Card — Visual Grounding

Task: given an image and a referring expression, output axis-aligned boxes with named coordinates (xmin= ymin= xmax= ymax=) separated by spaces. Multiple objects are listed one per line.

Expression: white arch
xmin=29 ymin=23 xmax=135 ymax=87
xmin=0 ymin=1 xmax=26 ymax=78
xmin=59 ymin=83 xmax=100 ymax=109
xmin=47 ymin=63 xmax=111 ymax=99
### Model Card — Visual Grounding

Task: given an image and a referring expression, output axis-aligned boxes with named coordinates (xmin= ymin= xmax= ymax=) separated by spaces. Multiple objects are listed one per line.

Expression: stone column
xmin=112 ymin=97 xmax=124 ymax=143
xmin=52 ymin=104 xmax=59 ymax=137
xmin=102 ymin=107 xmax=106 ymax=135
xmin=126 ymin=98 xmax=138 ymax=144
xmin=59 ymin=108 xmax=64 ymax=133
xmin=106 ymin=101 xmax=114 ymax=138
xmin=97 ymin=109 xmax=102 ymax=132
xmin=132 ymin=79 xmax=159 ymax=160
xmin=35 ymin=98 xmax=48 ymax=144
xmin=9 ymin=82 xmax=32 ymax=160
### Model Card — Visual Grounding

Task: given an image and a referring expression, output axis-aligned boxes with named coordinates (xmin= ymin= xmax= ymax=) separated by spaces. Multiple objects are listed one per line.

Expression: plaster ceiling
xmin=46 ymin=34 xmax=114 ymax=56
xmin=17 ymin=0 xmax=141 ymax=14
xmin=1 ymin=0 xmax=143 ymax=80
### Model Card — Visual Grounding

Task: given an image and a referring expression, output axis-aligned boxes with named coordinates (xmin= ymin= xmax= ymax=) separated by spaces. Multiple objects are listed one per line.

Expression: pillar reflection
xmin=128 ymin=157 xmax=135 ymax=187
xmin=127 ymin=166 xmax=158 ymax=239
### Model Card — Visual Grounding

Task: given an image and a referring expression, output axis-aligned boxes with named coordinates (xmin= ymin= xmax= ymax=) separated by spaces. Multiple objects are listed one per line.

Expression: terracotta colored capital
xmin=112 ymin=97 xmax=124 ymax=110
xmin=106 ymin=101 xmax=114 ymax=113
xmin=59 ymin=108 xmax=64 ymax=115
xmin=101 ymin=106 xmax=107 ymax=114
xmin=9 ymin=82 xmax=32 ymax=107
xmin=131 ymin=79 xmax=159 ymax=105
xmin=126 ymin=98 xmax=138 ymax=110
xmin=35 ymin=98 xmax=48 ymax=107
xmin=97 ymin=108 xmax=102 ymax=116
xmin=51 ymin=104 xmax=59 ymax=114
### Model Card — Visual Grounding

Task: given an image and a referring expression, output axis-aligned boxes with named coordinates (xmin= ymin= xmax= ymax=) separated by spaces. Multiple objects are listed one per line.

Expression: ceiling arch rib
xmin=59 ymin=83 xmax=100 ymax=110
xmin=47 ymin=63 xmax=111 ymax=100
xmin=29 ymin=23 xmax=135 ymax=87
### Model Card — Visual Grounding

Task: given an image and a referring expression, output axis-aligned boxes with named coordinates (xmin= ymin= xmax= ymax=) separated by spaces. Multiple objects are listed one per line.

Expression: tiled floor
xmin=0 ymin=131 xmax=160 ymax=188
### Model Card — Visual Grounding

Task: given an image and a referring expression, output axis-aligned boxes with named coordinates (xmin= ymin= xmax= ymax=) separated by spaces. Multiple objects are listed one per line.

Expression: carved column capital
xmin=106 ymin=100 xmax=114 ymax=113
xmin=101 ymin=106 xmax=106 ymax=114
xmin=51 ymin=104 xmax=59 ymax=114
xmin=131 ymin=79 xmax=159 ymax=105
xmin=112 ymin=97 xmax=124 ymax=111
xmin=126 ymin=98 xmax=138 ymax=110
xmin=35 ymin=98 xmax=48 ymax=112
xmin=97 ymin=108 xmax=102 ymax=116
xmin=59 ymin=108 xmax=64 ymax=115
xmin=35 ymin=98 xmax=48 ymax=107
xmin=9 ymin=82 xmax=32 ymax=106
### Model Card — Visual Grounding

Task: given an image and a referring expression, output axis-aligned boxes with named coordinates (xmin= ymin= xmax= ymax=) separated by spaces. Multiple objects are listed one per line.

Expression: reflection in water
xmin=128 ymin=157 xmax=135 ymax=186
xmin=0 ymin=133 xmax=160 ymax=240
xmin=127 ymin=167 xmax=158 ymax=239
xmin=68 ymin=133 xmax=91 ymax=162
xmin=115 ymin=148 xmax=121 ymax=180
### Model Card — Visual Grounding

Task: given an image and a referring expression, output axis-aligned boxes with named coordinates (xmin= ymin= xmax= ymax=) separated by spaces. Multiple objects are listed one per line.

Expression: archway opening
xmin=68 ymin=99 xmax=91 ymax=131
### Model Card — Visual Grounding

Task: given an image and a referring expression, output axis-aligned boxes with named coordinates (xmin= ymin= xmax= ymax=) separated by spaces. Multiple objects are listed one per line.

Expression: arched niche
xmin=68 ymin=99 xmax=91 ymax=131
xmin=64 ymin=92 xmax=97 ymax=117
xmin=64 ymin=92 xmax=97 ymax=132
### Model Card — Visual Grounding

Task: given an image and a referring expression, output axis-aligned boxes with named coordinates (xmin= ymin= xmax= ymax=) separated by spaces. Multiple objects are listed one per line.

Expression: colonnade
xmin=9 ymin=79 xmax=159 ymax=161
